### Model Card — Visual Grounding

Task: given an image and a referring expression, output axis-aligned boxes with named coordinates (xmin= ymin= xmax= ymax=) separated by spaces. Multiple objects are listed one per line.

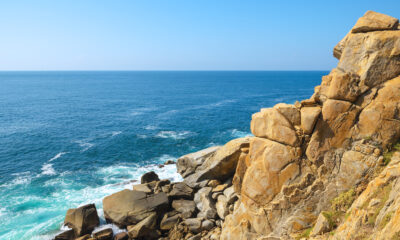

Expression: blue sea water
xmin=0 ymin=71 xmax=326 ymax=239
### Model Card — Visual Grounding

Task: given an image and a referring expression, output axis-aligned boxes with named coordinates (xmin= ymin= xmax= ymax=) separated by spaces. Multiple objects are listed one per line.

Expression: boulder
xmin=92 ymin=228 xmax=113 ymax=240
xmin=141 ymin=171 xmax=159 ymax=184
xmin=127 ymin=212 xmax=159 ymax=239
xmin=63 ymin=204 xmax=100 ymax=237
xmin=54 ymin=229 xmax=75 ymax=240
xmin=300 ymin=106 xmax=321 ymax=135
xmin=177 ymin=146 xmax=220 ymax=178
xmin=183 ymin=218 xmax=202 ymax=233
xmin=113 ymin=232 xmax=129 ymax=240
xmin=241 ymin=137 xmax=301 ymax=207
xmin=194 ymin=187 xmax=217 ymax=219
xmin=201 ymin=219 xmax=215 ymax=231
xmin=251 ymin=108 xmax=299 ymax=146
xmin=274 ymin=103 xmax=301 ymax=126
xmin=352 ymin=10 xmax=399 ymax=33
xmin=172 ymin=199 xmax=196 ymax=217
xmin=310 ymin=213 xmax=332 ymax=236
xmin=160 ymin=211 xmax=181 ymax=230
xmin=184 ymin=138 xmax=250 ymax=187
xmin=216 ymin=195 xmax=229 ymax=219
xmin=103 ymin=190 xmax=169 ymax=227
xmin=169 ymin=182 xmax=193 ymax=199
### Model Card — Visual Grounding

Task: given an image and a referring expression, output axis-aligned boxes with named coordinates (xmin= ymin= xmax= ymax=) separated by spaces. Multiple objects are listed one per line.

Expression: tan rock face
xmin=222 ymin=11 xmax=400 ymax=240
xmin=356 ymin=76 xmax=400 ymax=147
xmin=338 ymin=30 xmax=400 ymax=88
xmin=332 ymin=153 xmax=400 ymax=240
xmin=352 ymin=10 xmax=399 ymax=33
xmin=241 ymin=137 xmax=301 ymax=208
xmin=251 ymin=108 xmax=299 ymax=146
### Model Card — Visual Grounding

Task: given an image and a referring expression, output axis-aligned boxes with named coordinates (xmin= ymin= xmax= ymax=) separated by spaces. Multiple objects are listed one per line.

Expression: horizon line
xmin=0 ymin=69 xmax=330 ymax=72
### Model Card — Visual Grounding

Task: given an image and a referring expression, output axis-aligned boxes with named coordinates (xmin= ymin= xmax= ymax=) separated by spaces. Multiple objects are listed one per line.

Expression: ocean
xmin=0 ymin=71 xmax=325 ymax=239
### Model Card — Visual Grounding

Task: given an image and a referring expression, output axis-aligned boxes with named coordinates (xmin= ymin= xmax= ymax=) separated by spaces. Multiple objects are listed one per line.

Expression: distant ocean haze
xmin=0 ymin=71 xmax=325 ymax=239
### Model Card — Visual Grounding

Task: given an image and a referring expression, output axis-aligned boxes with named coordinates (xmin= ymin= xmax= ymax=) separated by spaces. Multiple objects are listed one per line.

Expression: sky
xmin=0 ymin=0 xmax=400 ymax=71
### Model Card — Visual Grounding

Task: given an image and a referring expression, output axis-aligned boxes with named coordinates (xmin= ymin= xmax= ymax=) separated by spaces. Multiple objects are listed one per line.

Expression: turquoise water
xmin=0 ymin=71 xmax=325 ymax=239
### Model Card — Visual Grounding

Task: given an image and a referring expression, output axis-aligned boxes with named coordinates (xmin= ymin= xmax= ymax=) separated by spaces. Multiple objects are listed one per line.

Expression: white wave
xmin=156 ymin=130 xmax=195 ymax=140
xmin=49 ymin=152 xmax=67 ymax=162
xmin=130 ymin=107 xmax=157 ymax=116
xmin=137 ymin=134 xmax=148 ymax=139
xmin=193 ymin=99 xmax=237 ymax=109
xmin=230 ymin=129 xmax=253 ymax=138
xmin=0 ymin=207 xmax=6 ymax=217
xmin=75 ymin=140 xmax=94 ymax=152
xmin=144 ymin=125 xmax=158 ymax=130
xmin=41 ymin=163 xmax=56 ymax=176
xmin=111 ymin=131 xmax=122 ymax=137
xmin=0 ymin=173 xmax=32 ymax=188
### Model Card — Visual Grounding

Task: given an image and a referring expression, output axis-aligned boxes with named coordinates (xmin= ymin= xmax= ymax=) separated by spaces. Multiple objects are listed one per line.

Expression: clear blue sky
xmin=1 ymin=0 xmax=399 ymax=70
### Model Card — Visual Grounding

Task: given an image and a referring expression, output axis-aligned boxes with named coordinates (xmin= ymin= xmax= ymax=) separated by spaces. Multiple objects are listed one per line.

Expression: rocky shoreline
xmin=54 ymin=11 xmax=400 ymax=240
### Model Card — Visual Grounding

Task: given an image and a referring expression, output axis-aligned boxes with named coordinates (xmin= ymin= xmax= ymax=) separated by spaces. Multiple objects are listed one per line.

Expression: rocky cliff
xmin=54 ymin=10 xmax=400 ymax=240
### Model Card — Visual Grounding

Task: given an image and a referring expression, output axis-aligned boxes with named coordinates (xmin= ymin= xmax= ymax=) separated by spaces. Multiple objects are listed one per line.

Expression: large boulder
xmin=241 ymin=137 xmax=301 ymax=207
xmin=103 ymin=189 xmax=169 ymax=227
xmin=177 ymin=146 xmax=220 ymax=178
xmin=63 ymin=204 xmax=100 ymax=237
xmin=351 ymin=10 xmax=399 ymax=33
xmin=251 ymin=108 xmax=299 ymax=146
xmin=184 ymin=137 xmax=250 ymax=187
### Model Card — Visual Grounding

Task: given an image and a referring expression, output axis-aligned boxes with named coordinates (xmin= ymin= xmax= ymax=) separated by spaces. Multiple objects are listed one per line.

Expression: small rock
xmin=141 ymin=171 xmax=160 ymax=184
xmin=113 ymin=232 xmax=129 ymax=240
xmin=158 ymin=164 xmax=164 ymax=168
xmin=183 ymin=218 xmax=203 ymax=233
xmin=127 ymin=212 xmax=158 ymax=239
xmin=223 ymin=186 xmax=238 ymax=204
xmin=310 ymin=213 xmax=332 ymax=236
xmin=169 ymin=182 xmax=193 ymax=199
xmin=216 ymin=195 xmax=229 ymax=219
xmin=212 ymin=184 xmax=228 ymax=192
xmin=164 ymin=159 xmax=176 ymax=165
xmin=93 ymin=228 xmax=113 ymax=240
xmin=54 ymin=229 xmax=75 ymax=240
xmin=208 ymin=180 xmax=221 ymax=188
xmin=160 ymin=211 xmax=181 ymax=230
xmin=201 ymin=219 xmax=215 ymax=231
xmin=172 ymin=199 xmax=196 ymax=217
xmin=194 ymin=187 xmax=217 ymax=219
xmin=211 ymin=192 xmax=222 ymax=200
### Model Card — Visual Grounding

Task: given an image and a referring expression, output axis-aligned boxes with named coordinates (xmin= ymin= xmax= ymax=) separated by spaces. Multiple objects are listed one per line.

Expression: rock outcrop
xmin=55 ymin=10 xmax=400 ymax=240
xmin=221 ymin=10 xmax=400 ymax=240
